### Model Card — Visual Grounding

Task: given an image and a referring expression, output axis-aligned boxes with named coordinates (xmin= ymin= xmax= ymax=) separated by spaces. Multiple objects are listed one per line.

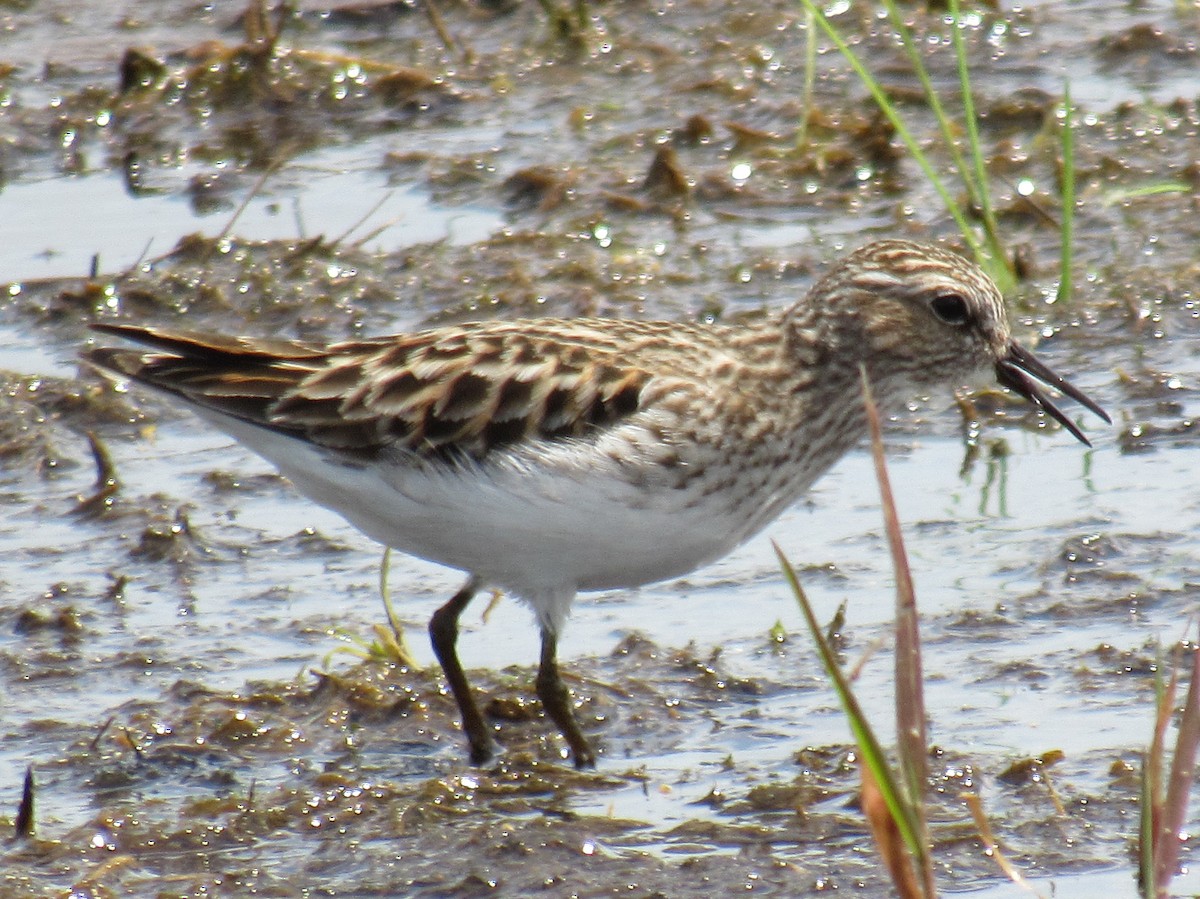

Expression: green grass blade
xmin=1154 ymin=646 xmax=1200 ymax=893
xmin=801 ymin=0 xmax=1019 ymax=292
xmin=1140 ymin=756 xmax=1158 ymax=899
xmin=881 ymin=0 xmax=1010 ymax=282
xmin=797 ymin=5 xmax=817 ymax=149
xmin=800 ymin=0 xmax=984 ymax=265
xmin=379 ymin=546 xmax=419 ymax=669
xmin=947 ymin=0 xmax=1004 ymax=266
xmin=1101 ymin=181 xmax=1191 ymax=205
xmin=774 ymin=543 xmax=927 ymax=867
xmin=880 ymin=1 xmax=980 ymax=216
xmin=1055 ymin=82 xmax=1075 ymax=305
xmin=861 ymin=370 xmax=929 ymax=789
xmin=1140 ymin=640 xmax=1175 ymax=897
xmin=861 ymin=366 xmax=935 ymax=895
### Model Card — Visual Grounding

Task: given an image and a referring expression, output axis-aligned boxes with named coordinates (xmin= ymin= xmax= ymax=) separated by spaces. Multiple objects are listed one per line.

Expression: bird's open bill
xmin=995 ymin=341 xmax=1111 ymax=446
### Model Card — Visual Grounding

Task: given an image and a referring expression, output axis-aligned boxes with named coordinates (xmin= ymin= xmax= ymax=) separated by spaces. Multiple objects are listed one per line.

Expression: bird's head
xmin=798 ymin=239 xmax=1110 ymax=444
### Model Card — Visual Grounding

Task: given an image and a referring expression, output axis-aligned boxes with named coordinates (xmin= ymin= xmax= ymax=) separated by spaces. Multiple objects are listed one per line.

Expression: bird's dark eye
xmin=930 ymin=293 xmax=970 ymax=325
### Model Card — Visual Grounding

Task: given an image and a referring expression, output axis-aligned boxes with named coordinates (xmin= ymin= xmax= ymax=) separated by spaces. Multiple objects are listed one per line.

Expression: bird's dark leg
xmin=429 ymin=576 xmax=499 ymax=765
xmin=536 ymin=626 xmax=595 ymax=769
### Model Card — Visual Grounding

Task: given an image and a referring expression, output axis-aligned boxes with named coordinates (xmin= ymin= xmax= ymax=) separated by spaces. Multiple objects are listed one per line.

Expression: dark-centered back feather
xmin=86 ymin=322 xmax=655 ymax=459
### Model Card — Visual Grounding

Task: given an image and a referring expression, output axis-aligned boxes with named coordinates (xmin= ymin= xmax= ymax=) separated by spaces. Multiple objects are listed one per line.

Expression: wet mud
xmin=2 ymin=1 xmax=1200 ymax=896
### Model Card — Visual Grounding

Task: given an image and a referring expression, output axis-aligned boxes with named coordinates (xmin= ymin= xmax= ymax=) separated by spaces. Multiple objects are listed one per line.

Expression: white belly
xmin=197 ymin=409 xmax=757 ymax=597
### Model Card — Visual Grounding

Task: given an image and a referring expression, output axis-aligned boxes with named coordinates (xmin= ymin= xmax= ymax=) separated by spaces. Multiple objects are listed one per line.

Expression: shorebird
xmin=84 ymin=239 xmax=1109 ymax=768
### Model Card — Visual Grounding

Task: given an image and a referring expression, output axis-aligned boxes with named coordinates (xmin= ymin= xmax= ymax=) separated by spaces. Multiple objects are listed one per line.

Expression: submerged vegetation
xmin=1 ymin=0 xmax=1198 ymax=895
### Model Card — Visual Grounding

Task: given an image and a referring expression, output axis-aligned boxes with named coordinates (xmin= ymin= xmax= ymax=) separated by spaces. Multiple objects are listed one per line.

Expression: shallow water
xmin=2 ymin=1 xmax=1200 ymax=896
xmin=2 ymin=142 xmax=506 ymax=283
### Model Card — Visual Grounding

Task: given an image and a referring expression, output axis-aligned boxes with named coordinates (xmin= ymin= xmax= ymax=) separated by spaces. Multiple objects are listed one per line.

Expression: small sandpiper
xmin=84 ymin=239 xmax=1110 ymax=768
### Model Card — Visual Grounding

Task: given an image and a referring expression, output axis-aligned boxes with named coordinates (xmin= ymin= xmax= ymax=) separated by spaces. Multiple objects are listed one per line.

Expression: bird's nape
xmin=995 ymin=341 xmax=1111 ymax=446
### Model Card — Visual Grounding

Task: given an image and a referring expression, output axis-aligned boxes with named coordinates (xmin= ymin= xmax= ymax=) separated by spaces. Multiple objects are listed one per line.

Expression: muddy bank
xmin=2 ymin=1 xmax=1200 ymax=896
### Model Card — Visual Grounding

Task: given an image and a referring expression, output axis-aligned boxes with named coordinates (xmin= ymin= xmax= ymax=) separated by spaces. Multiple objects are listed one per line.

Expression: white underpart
xmin=192 ymin=408 xmax=759 ymax=637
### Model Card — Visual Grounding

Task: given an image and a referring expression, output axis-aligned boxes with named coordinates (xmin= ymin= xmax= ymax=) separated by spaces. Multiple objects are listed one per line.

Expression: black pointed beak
xmin=994 ymin=341 xmax=1111 ymax=446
